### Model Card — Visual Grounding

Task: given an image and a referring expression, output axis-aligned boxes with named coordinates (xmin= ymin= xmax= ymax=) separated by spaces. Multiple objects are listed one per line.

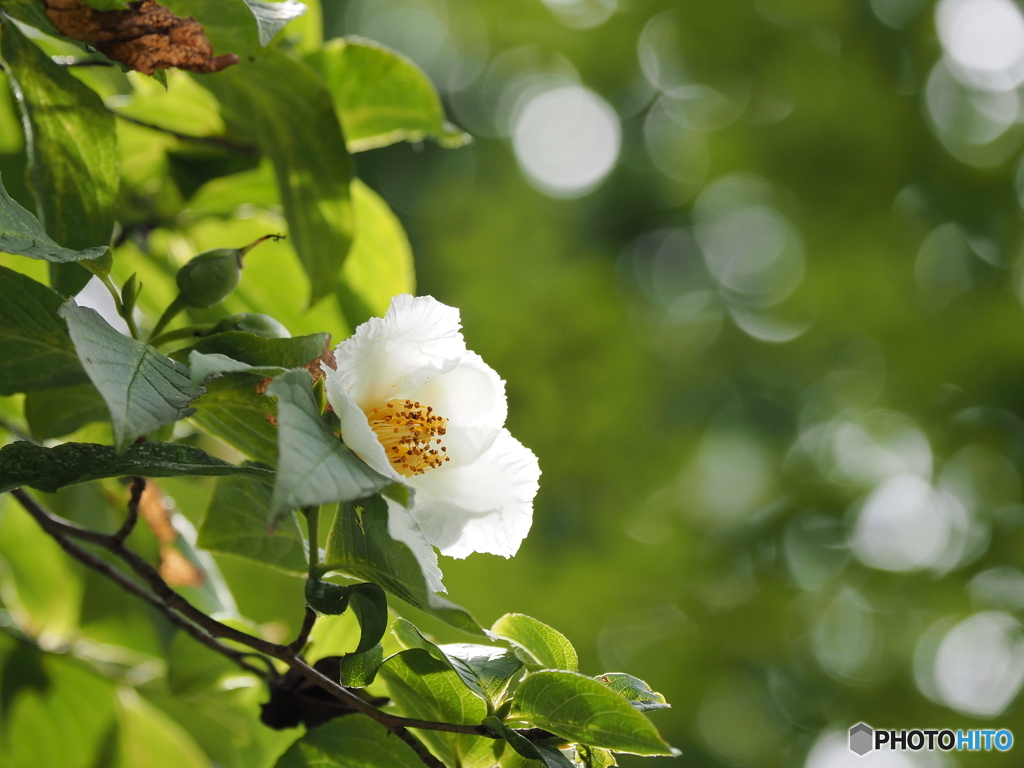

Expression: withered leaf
xmin=42 ymin=0 xmax=239 ymax=75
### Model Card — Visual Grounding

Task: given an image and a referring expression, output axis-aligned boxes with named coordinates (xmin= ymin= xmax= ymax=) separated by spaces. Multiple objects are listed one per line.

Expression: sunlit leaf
xmin=513 ymin=672 xmax=674 ymax=756
xmin=272 ymin=715 xmax=424 ymax=768
xmin=490 ymin=614 xmax=578 ymax=672
xmin=0 ymin=440 xmax=273 ymax=494
xmin=339 ymin=644 xmax=384 ymax=688
xmin=306 ymin=37 xmax=469 ymax=152
xmin=596 ymin=673 xmax=670 ymax=712
xmin=196 ymin=475 xmax=307 ymax=574
xmin=0 ymin=265 xmax=87 ymax=395
xmin=59 ymin=300 xmax=197 ymax=450
xmin=243 ymin=0 xmax=307 ymax=46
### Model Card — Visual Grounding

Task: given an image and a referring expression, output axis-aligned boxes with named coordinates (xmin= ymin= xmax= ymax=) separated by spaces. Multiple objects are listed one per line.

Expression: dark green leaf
xmin=490 ymin=614 xmax=578 ymax=672
xmin=59 ymin=300 xmax=197 ymax=450
xmin=166 ymin=144 xmax=261 ymax=201
xmin=0 ymin=264 xmax=87 ymax=394
xmin=0 ymin=173 xmax=107 ymax=263
xmin=272 ymin=715 xmax=424 ymax=768
xmin=596 ymin=673 xmax=670 ymax=712
xmin=188 ymin=350 xmax=287 ymax=394
xmin=267 ymin=370 xmax=389 ymax=519
xmin=1 ymin=23 xmax=117 ymax=286
xmin=0 ymin=0 xmax=60 ymax=35
xmin=0 ymin=440 xmax=273 ymax=494
xmin=189 ymin=374 xmax=279 ymax=465
xmin=482 ymin=717 xmax=575 ymax=768
xmin=24 ymin=383 xmax=107 ymax=439
xmin=378 ymin=648 xmax=489 ymax=767
xmin=79 ymin=0 xmax=128 ymax=9
xmin=200 ymin=52 xmax=354 ymax=305
xmin=339 ymin=644 xmax=384 ymax=688
xmin=161 ymin=0 xmax=261 ymax=61
xmin=306 ymin=37 xmax=469 ymax=152
xmin=196 ymin=475 xmax=307 ymax=574
xmin=243 ymin=0 xmax=307 ymax=46
xmin=172 ymin=330 xmax=330 ymax=368
xmin=304 ymin=582 xmax=386 ymax=651
xmin=325 ymin=495 xmax=483 ymax=635
xmin=513 ymin=672 xmax=674 ymax=756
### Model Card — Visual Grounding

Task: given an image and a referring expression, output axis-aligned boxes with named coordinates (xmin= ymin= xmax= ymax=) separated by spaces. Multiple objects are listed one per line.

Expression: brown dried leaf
xmin=159 ymin=547 xmax=204 ymax=587
xmin=136 ymin=481 xmax=205 ymax=587
xmin=42 ymin=0 xmax=238 ymax=75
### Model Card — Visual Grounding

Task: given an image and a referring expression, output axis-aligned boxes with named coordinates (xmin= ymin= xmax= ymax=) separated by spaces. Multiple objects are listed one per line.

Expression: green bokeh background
xmin=2 ymin=0 xmax=1024 ymax=766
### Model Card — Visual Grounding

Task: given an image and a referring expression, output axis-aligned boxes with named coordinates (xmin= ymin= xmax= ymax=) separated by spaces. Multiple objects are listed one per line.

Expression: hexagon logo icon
xmin=849 ymin=723 xmax=874 ymax=756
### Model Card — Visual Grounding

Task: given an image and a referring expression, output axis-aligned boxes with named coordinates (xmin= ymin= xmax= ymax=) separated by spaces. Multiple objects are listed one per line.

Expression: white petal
xmin=414 ymin=351 xmax=508 ymax=430
xmin=385 ymin=497 xmax=446 ymax=594
xmin=408 ymin=429 xmax=540 ymax=559
xmin=333 ymin=295 xmax=466 ymax=410
xmin=322 ymin=364 xmax=401 ymax=481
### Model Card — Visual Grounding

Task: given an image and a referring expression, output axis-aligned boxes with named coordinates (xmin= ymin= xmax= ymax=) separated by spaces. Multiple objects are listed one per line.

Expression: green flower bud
xmin=213 ymin=313 xmax=291 ymax=338
xmin=175 ymin=248 xmax=242 ymax=308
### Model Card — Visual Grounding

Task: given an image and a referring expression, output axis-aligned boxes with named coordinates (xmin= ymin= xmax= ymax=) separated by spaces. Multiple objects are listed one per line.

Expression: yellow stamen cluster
xmin=368 ymin=399 xmax=450 ymax=477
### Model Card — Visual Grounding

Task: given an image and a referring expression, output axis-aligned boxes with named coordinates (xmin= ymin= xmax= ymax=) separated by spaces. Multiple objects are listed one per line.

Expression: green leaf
xmin=338 ymin=180 xmax=415 ymax=328
xmin=1 ymin=22 xmax=117 ymax=293
xmin=324 ymin=495 xmax=483 ymax=635
xmin=243 ymin=0 xmax=308 ymax=46
xmin=24 ymin=383 xmax=107 ymax=439
xmin=0 ymin=440 xmax=273 ymax=494
xmin=272 ymin=715 xmax=424 ymax=768
xmin=196 ymin=475 xmax=307 ymax=574
xmin=0 ymin=264 xmax=87 ymax=394
xmin=304 ymin=580 xmax=387 ymax=654
xmin=188 ymin=374 xmax=280 ymax=465
xmin=490 ymin=614 xmax=578 ymax=672
xmin=578 ymin=745 xmax=618 ymax=768
xmin=513 ymin=672 xmax=674 ymax=756
xmin=172 ymin=330 xmax=329 ymax=368
xmin=161 ymin=0 xmax=261 ymax=60
xmin=378 ymin=648 xmax=489 ymax=767
xmin=266 ymin=369 xmax=389 ymax=519
xmin=0 ymin=0 xmax=60 ymax=36
xmin=59 ymin=300 xmax=197 ymax=450
xmin=393 ymin=618 xmax=522 ymax=707
xmin=200 ymin=52 xmax=354 ymax=305
xmin=306 ymin=37 xmax=470 ymax=152
xmin=79 ymin=0 xmax=128 ymax=9
xmin=339 ymin=644 xmax=384 ymax=688
xmin=188 ymin=350 xmax=287 ymax=394
xmin=0 ymin=173 xmax=107 ymax=263
xmin=596 ymin=673 xmax=670 ymax=712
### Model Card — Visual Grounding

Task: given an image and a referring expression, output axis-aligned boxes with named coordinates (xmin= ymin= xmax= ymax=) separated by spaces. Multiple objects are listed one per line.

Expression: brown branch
xmin=8 ymin=488 xmax=497 ymax=768
xmin=112 ymin=476 xmax=144 ymax=545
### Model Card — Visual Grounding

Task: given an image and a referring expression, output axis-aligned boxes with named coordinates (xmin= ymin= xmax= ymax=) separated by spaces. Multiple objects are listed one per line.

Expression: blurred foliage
xmin=2 ymin=0 xmax=1024 ymax=766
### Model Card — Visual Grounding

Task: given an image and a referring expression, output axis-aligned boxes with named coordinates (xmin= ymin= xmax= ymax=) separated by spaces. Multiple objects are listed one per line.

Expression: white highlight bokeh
xmin=934 ymin=611 xmax=1024 ymax=715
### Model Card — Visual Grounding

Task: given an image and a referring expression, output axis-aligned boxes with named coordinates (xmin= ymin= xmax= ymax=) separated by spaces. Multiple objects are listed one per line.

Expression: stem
xmin=7 ymin=489 xmax=502 ymax=767
xmin=303 ymin=506 xmax=320 ymax=578
xmin=111 ymin=477 xmax=145 ymax=545
xmin=239 ymin=233 xmax=286 ymax=257
xmin=149 ymin=294 xmax=187 ymax=341
xmin=148 ymin=324 xmax=216 ymax=349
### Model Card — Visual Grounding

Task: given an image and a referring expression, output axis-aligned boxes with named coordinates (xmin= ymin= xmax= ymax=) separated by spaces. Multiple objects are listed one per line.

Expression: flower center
xmin=367 ymin=399 xmax=450 ymax=477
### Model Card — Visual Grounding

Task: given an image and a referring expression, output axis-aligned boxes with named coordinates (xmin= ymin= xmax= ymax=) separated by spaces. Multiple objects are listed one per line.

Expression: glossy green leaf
xmin=272 ymin=715 xmax=424 ymax=768
xmin=482 ymin=717 xmax=575 ymax=768
xmin=338 ymin=180 xmax=415 ymax=328
xmin=0 ymin=264 xmax=87 ymax=394
xmin=305 ymin=580 xmax=388 ymax=654
xmin=378 ymin=648 xmax=489 ymax=767
xmin=490 ymin=614 xmax=578 ymax=672
xmin=24 ymin=383 xmax=108 ymax=439
xmin=393 ymin=618 xmax=523 ymax=707
xmin=324 ymin=495 xmax=483 ymax=635
xmin=1 ymin=22 xmax=117 ymax=294
xmin=597 ymin=673 xmax=670 ymax=712
xmin=306 ymin=37 xmax=469 ymax=152
xmin=267 ymin=370 xmax=388 ymax=519
xmin=200 ymin=52 xmax=354 ymax=305
xmin=59 ymin=301 xmax=197 ymax=450
xmin=513 ymin=672 xmax=673 ymax=756
xmin=244 ymin=0 xmax=307 ymax=46
xmin=0 ymin=440 xmax=273 ymax=494
xmin=339 ymin=644 xmax=384 ymax=688
xmin=188 ymin=374 xmax=280 ymax=465
xmin=196 ymin=475 xmax=307 ymax=574
xmin=173 ymin=331 xmax=330 ymax=368
xmin=0 ymin=174 xmax=107 ymax=263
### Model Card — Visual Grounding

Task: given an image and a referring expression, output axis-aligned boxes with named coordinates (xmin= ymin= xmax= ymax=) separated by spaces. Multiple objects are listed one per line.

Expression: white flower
xmin=322 ymin=294 xmax=540 ymax=593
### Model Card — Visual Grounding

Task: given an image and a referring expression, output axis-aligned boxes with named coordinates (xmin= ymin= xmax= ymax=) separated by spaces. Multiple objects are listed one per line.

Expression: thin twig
xmin=112 ymin=477 xmax=145 ymax=545
xmin=289 ymin=606 xmax=317 ymax=654
xmin=113 ymin=112 xmax=258 ymax=153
